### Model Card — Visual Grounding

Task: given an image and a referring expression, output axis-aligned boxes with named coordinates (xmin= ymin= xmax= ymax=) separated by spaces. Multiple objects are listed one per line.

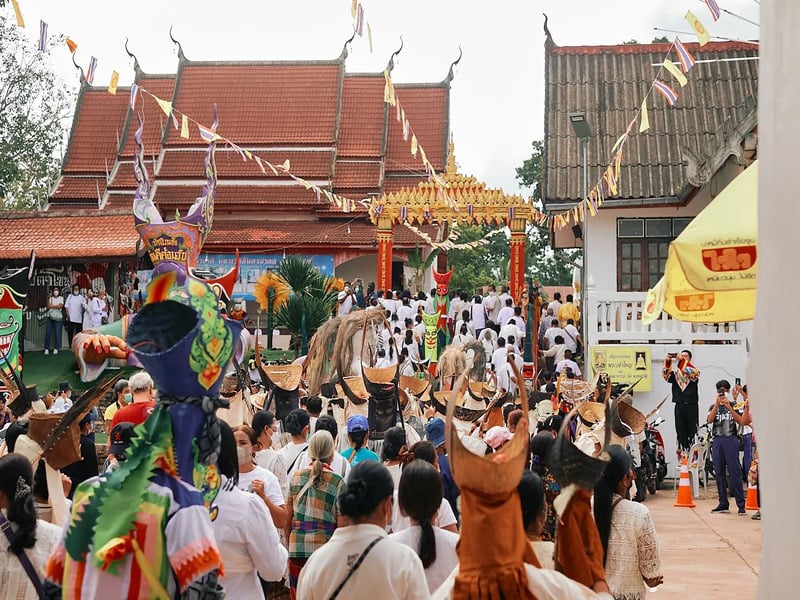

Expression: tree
xmin=0 ymin=14 xmax=74 ymax=210
xmin=516 ymin=140 xmax=580 ymax=286
xmin=273 ymin=255 xmax=338 ymax=356
xmin=406 ymin=242 xmax=439 ymax=294
xmin=652 ymin=36 xmax=671 ymax=43
xmin=446 ymin=225 xmax=509 ymax=294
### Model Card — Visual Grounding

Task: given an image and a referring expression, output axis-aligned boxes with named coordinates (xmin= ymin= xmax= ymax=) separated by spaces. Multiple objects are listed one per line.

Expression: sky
xmin=9 ymin=0 xmax=760 ymax=199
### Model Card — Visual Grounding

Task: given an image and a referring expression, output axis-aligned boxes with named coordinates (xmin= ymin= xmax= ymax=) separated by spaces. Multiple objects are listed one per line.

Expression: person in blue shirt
xmin=341 ymin=415 xmax=380 ymax=465
xmin=707 ymin=379 xmax=749 ymax=514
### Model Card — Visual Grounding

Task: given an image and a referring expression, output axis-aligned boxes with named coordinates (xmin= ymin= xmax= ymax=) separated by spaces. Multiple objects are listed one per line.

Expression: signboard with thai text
xmin=588 ymin=345 xmax=652 ymax=392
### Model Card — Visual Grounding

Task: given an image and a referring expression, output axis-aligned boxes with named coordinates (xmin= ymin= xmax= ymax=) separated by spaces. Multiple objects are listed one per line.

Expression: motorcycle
xmin=641 ymin=414 xmax=668 ymax=494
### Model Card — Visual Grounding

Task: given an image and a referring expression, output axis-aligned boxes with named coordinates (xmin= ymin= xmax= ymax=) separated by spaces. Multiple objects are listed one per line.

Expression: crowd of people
xmin=0 ymin=280 xmax=673 ymax=600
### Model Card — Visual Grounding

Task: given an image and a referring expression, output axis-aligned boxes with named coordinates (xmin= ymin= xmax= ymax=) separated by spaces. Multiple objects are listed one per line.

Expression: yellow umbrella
xmin=642 ymin=162 xmax=758 ymax=324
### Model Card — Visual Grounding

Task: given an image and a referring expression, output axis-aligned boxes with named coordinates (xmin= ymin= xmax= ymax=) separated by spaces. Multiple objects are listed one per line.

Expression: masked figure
xmin=0 ymin=255 xmax=34 ymax=384
xmin=432 ymin=266 xmax=453 ymax=353
xmin=422 ymin=312 xmax=440 ymax=365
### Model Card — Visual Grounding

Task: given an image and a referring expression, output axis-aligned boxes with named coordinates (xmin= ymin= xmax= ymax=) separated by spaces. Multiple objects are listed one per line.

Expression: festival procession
xmin=0 ymin=0 xmax=784 ymax=598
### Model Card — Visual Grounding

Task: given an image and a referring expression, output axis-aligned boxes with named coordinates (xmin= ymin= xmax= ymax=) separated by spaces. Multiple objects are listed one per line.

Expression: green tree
xmin=0 ymin=14 xmax=74 ymax=210
xmin=406 ymin=242 xmax=439 ymax=294
xmin=516 ymin=140 xmax=580 ymax=286
xmin=446 ymin=224 xmax=509 ymax=294
xmin=652 ymin=36 xmax=671 ymax=43
xmin=274 ymin=255 xmax=338 ymax=356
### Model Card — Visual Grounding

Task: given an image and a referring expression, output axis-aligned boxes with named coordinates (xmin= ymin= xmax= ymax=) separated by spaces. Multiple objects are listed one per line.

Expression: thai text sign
xmin=588 ymin=345 xmax=652 ymax=392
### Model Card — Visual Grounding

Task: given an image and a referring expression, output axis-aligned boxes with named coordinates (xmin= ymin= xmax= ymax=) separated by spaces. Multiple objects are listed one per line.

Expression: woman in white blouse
xmin=212 ymin=422 xmax=288 ymax=599
xmin=594 ymin=445 xmax=663 ymax=600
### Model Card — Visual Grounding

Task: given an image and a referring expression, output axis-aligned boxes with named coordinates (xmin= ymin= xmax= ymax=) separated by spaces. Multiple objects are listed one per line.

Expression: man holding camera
xmin=707 ymin=379 xmax=749 ymax=514
xmin=662 ymin=349 xmax=700 ymax=454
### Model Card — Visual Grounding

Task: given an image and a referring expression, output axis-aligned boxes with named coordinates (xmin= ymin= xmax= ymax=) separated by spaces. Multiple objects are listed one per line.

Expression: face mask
xmin=53 ymin=291 xmax=59 ymax=296
xmin=236 ymin=447 xmax=250 ymax=465
xmin=123 ymin=393 xmax=132 ymax=403
xmin=73 ymin=289 xmax=80 ymax=295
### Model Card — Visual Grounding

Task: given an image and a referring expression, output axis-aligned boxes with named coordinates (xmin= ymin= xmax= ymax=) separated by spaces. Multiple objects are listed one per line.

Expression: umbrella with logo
xmin=642 ymin=161 xmax=758 ymax=324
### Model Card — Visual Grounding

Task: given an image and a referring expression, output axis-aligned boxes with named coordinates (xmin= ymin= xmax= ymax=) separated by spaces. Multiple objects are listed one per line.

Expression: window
xmin=617 ymin=218 xmax=687 ymax=291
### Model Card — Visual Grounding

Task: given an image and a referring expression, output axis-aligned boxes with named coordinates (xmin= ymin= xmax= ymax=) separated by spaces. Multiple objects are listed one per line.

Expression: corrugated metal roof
xmin=542 ymin=38 xmax=758 ymax=208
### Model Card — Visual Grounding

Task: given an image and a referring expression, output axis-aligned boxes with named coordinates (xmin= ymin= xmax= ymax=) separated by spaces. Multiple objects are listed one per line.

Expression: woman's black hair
xmin=251 ymin=410 xmax=276 ymax=439
xmin=530 ymin=431 xmax=555 ymax=476
xmin=397 ymin=460 xmax=443 ymax=569
xmin=0 ymin=454 xmax=38 ymax=554
xmin=217 ymin=420 xmax=239 ymax=487
xmin=517 ymin=470 xmax=546 ymax=531
xmin=408 ymin=440 xmax=436 ymax=466
xmin=381 ymin=426 xmax=407 ymax=461
xmin=388 ymin=338 xmax=396 ymax=361
xmin=283 ymin=409 xmax=310 ymax=436
xmin=348 ymin=429 xmax=368 ymax=451
xmin=339 ymin=461 xmax=394 ymax=520
xmin=315 ymin=414 xmax=339 ymax=441
xmin=404 ymin=329 xmax=414 ymax=343
xmin=459 ymin=323 xmax=468 ymax=335
xmin=593 ymin=445 xmax=631 ymax=564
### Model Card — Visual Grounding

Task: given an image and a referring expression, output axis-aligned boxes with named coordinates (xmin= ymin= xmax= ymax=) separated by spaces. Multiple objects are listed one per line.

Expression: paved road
xmin=642 ymin=481 xmax=761 ymax=598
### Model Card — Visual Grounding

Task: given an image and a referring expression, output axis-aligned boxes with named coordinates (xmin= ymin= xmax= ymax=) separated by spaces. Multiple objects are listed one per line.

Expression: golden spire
xmin=446 ymin=134 xmax=457 ymax=176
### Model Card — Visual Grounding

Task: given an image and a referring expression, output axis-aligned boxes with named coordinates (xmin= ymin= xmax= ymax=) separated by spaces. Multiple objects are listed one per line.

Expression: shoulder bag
xmin=327 ymin=536 xmax=383 ymax=600
xmin=0 ymin=512 xmax=45 ymax=599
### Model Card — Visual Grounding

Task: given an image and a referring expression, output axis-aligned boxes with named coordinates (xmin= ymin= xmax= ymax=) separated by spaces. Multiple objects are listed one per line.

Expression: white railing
xmin=586 ymin=291 xmax=749 ymax=346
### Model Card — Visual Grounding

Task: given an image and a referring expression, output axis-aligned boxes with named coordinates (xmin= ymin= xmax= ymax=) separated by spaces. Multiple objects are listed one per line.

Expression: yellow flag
xmin=180 ymin=115 xmax=189 ymax=139
xmin=410 ymin=134 xmax=418 ymax=157
xmin=108 ymin=71 xmax=119 ymax=95
xmin=663 ymin=59 xmax=688 ymax=87
xmin=685 ymin=10 xmax=710 ymax=46
xmin=351 ymin=0 xmax=358 ymax=18
xmin=66 ymin=37 xmax=78 ymax=54
xmin=11 ymin=0 xmax=25 ymax=27
xmin=367 ymin=23 xmax=373 ymax=53
xmin=154 ymin=96 xmax=172 ymax=117
xmin=639 ymin=98 xmax=650 ymax=132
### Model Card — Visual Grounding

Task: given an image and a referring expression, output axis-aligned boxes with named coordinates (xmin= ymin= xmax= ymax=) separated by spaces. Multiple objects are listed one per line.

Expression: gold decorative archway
xmin=370 ymin=142 xmax=543 ymax=300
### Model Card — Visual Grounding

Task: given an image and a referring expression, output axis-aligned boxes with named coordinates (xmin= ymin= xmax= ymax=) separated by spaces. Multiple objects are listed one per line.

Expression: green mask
xmin=123 ymin=392 xmax=132 ymax=403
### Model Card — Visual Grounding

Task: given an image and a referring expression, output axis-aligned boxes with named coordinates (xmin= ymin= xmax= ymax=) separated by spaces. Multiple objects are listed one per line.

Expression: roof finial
xmin=340 ymin=30 xmax=358 ymax=60
xmin=169 ymin=25 xmax=187 ymax=62
xmin=444 ymin=46 xmax=463 ymax=83
xmin=543 ymin=14 xmax=556 ymax=50
xmin=446 ymin=134 xmax=457 ymax=176
xmin=386 ymin=36 xmax=404 ymax=74
xmin=70 ymin=51 xmax=86 ymax=85
xmin=124 ymin=38 xmax=142 ymax=77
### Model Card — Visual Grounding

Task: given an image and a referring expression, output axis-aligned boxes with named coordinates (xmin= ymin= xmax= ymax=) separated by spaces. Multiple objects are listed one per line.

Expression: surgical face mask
xmin=73 ymin=288 xmax=80 ymax=295
xmin=53 ymin=290 xmax=59 ymax=297
xmin=123 ymin=392 xmax=132 ymax=403
xmin=236 ymin=446 xmax=250 ymax=465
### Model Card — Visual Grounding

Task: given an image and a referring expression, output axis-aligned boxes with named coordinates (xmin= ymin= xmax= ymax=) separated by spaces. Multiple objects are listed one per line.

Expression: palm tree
xmin=273 ymin=256 xmax=338 ymax=356
xmin=406 ymin=242 xmax=439 ymax=294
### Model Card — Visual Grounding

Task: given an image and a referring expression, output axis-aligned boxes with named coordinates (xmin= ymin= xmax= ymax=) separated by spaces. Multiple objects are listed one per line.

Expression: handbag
xmin=0 ymin=512 xmax=46 ymax=600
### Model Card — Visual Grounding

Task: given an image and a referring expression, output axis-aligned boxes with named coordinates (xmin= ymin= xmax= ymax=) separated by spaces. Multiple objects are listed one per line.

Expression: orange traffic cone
xmin=674 ymin=455 xmax=696 ymax=508
xmin=745 ymin=482 xmax=759 ymax=511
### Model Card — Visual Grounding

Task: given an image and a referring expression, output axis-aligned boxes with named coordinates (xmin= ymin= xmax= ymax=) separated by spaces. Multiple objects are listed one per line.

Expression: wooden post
xmin=376 ymin=215 xmax=393 ymax=291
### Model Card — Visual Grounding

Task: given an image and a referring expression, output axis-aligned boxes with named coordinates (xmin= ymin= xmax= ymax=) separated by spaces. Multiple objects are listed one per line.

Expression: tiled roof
xmin=338 ymin=75 xmax=386 ymax=157
xmin=164 ymin=63 xmax=342 ymax=146
xmin=205 ymin=218 xmax=432 ymax=248
xmin=62 ymin=89 xmax=130 ymax=173
xmin=386 ymin=86 xmax=448 ymax=174
xmin=332 ymin=161 xmax=383 ymax=189
xmin=108 ymin=162 xmax=154 ymax=190
xmin=157 ymin=149 xmax=333 ymax=179
xmin=0 ymin=214 xmax=138 ymax=259
xmin=542 ymin=38 xmax=759 ymax=208
xmin=153 ymin=185 xmax=324 ymax=211
xmin=383 ymin=175 xmax=429 ymax=193
xmin=119 ymin=75 xmax=176 ymax=157
xmin=50 ymin=176 xmax=107 ymax=202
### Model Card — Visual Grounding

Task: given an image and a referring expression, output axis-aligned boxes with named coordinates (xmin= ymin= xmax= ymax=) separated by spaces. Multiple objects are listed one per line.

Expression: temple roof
xmin=542 ymin=35 xmax=759 ymax=209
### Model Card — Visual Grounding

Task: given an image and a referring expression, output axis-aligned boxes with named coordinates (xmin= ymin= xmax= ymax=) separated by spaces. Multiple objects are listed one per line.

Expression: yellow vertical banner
xmin=11 ymin=0 xmax=25 ymax=27
xmin=663 ymin=59 xmax=688 ymax=87
xmin=180 ymin=115 xmax=190 ymax=139
xmin=639 ymin=98 xmax=650 ymax=132
xmin=685 ymin=10 xmax=711 ymax=46
xmin=108 ymin=71 xmax=119 ymax=95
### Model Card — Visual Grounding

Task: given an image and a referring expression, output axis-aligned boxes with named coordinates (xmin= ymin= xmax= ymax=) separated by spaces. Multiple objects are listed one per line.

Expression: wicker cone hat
xmin=445 ymin=359 xmax=539 ymax=599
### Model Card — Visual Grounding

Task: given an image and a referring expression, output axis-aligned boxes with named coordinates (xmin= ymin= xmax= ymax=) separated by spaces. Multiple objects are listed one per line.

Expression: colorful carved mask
xmin=422 ymin=312 xmax=439 ymax=364
xmin=432 ymin=266 xmax=453 ymax=297
xmin=0 ymin=259 xmax=33 ymax=379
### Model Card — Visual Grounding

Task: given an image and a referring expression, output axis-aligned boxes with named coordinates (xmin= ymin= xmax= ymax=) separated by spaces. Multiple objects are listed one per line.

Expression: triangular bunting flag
xmin=66 ymin=38 xmax=78 ymax=54
xmin=410 ymin=134 xmax=418 ymax=157
xmin=674 ymin=37 xmax=697 ymax=73
xmin=639 ymin=98 xmax=650 ymax=132
xmin=154 ymin=96 xmax=173 ymax=117
xmin=663 ymin=59 xmax=688 ymax=87
xmin=653 ymin=80 xmax=679 ymax=106
xmin=180 ymin=115 xmax=190 ymax=139
xmin=108 ymin=71 xmax=119 ymax=95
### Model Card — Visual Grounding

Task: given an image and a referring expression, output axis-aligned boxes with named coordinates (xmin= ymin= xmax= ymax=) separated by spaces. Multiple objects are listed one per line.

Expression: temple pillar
xmin=376 ymin=215 xmax=393 ymax=291
xmin=509 ymin=218 xmax=527 ymax=302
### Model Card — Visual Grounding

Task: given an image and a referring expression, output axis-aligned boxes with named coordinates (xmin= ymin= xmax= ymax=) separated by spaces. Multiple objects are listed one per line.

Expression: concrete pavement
xmin=642 ymin=481 xmax=761 ymax=598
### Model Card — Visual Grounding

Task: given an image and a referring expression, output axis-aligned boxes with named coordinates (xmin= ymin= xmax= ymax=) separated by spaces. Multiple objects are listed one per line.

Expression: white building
xmin=542 ymin=29 xmax=758 ymax=463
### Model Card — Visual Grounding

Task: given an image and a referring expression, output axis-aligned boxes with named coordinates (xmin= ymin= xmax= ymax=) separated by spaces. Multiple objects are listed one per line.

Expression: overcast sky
xmin=13 ymin=0 xmax=759 ymax=198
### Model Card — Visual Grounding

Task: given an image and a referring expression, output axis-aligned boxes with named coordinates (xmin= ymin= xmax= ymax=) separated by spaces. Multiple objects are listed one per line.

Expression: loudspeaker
xmin=572 ymin=224 xmax=583 ymax=239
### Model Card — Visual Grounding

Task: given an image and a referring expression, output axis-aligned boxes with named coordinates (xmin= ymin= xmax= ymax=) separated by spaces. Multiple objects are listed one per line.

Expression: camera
xmin=735 ymin=377 xmax=741 ymax=386
xmin=667 ymin=352 xmax=679 ymax=358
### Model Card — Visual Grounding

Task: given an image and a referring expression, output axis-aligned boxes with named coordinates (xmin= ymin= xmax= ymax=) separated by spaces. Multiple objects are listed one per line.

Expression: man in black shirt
xmin=707 ymin=380 xmax=748 ymax=514
xmin=662 ymin=349 xmax=700 ymax=454
xmin=62 ymin=412 xmax=99 ymax=498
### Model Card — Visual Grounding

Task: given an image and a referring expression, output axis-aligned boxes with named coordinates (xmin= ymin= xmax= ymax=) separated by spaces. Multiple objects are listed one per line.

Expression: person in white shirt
xmin=498 ymin=286 xmax=512 ymax=312
xmin=234 ymin=425 xmax=288 ymax=529
xmin=214 ymin=422 xmax=288 ymax=599
xmin=543 ymin=319 xmax=568 ymax=350
xmin=454 ymin=309 xmax=475 ymax=340
xmin=337 ymin=282 xmax=356 ymax=316
xmin=252 ymin=410 xmax=290 ymax=498
xmin=296 ymin=414 xmax=351 ymax=479
xmin=483 ymin=285 xmax=501 ymax=327
xmin=397 ymin=296 xmax=415 ymax=324
xmin=390 ymin=460 xmax=460 ymax=593
xmin=296 ymin=461 xmax=431 ymax=599
xmin=497 ymin=297 xmax=515 ymax=329
xmin=48 ymin=382 xmax=73 ymax=414
xmin=479 ymin=328 xmax=497 ymax=357
xmin=413 ymin=315 xmax=427 ymax=357
xmin=424 ymin=288 xmax=436 ymax=315
xmin=90 ymin=290 xmax=107 ymax=328
xmin=278 ymin=409 xmax=311 ymax=481
xmin=547 ymin=291 xmax=563 ymax=315
xmin=563 ymin=319 xmax=583 ymax=355
xmin=375 ymin=348 xmax=393 ymax=369
xmin=500 ymin=318 xmax=524 ymax=351
xmin=540 ymin=335 xmax=568 ymax=367
xmin=556 ymin=350 xmax=582 ymax=377
xmin=64 ymin=284 xmax=87 ymax=346
xmin=470 ymin=295 xmax=487 ymax=335
xmin=451 ymin=323 xmax=475 ymax=346
xmin=491 ymin=338 xmax=510 ymax=372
